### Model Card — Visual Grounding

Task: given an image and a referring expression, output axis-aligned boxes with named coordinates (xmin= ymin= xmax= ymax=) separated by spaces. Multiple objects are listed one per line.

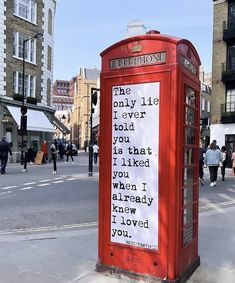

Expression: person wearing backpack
xmin=66 ymin=141 xmax=74 ymax=163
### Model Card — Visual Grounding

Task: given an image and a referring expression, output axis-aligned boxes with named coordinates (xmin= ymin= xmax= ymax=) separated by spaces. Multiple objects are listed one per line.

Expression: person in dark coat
xmin=0 ymin=136 xmax=12 ymax=174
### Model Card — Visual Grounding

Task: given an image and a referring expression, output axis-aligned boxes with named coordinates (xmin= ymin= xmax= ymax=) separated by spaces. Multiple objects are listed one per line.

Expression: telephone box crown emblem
xmin=131 ymin=41 xmax=142 ymax=53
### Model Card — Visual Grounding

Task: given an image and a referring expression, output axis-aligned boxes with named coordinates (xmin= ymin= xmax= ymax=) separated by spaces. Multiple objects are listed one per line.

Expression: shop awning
xmin=7 ymin=106 xmax=55 ymax=133
xmin=52 ymin=115 xmax=70 ymax=134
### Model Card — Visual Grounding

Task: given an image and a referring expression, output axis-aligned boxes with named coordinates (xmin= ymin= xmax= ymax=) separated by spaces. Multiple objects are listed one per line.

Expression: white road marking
xmin=1 ymin=186 xmax=17 ymax=190
xmin=19 ymin=187 xmax=33 ymax=191
xmin=23 ymin=182 xmax=37 ymax=185
xmin=52 ymin=181 xmax=64 ymax=184
xmin=0 ymin=222 xmax=98 ymax=235
xmin=38 ymin=179 xmax=51 ymax=183
xmin=0 ymin=191 xmax=13 ymax=196
xmin=37 ymin=183 xmax=50 ymax=187
xmin=65 ymin=178 xmax=77 ymax=181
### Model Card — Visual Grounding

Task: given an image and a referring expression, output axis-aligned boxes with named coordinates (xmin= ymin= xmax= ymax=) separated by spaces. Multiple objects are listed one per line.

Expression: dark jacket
xmin=0 ymin=140 xmax=12 ymax=156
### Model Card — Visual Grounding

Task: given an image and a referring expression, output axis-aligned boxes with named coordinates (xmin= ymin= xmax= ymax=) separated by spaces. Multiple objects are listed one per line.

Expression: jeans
xmin=208 ymin=165 xmax=219 ymax=182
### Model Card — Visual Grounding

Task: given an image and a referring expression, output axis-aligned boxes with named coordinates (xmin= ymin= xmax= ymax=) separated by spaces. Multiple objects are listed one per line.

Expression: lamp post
xmin=20 ymin=32 xmax=43 ymax=172
xmin=88 ymin=87 xmax=99 ymax=176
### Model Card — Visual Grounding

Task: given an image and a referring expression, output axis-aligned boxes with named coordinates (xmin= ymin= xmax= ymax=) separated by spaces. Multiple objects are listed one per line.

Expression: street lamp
xmin=88 ymin=87 xmax=99 ymax=176
xmin=20 ymin=32 xmax=43 ymax=172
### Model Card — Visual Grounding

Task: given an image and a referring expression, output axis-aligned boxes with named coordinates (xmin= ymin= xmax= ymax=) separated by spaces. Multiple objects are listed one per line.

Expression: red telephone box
xmin=97 ymin=31 xmax=201 ymax=282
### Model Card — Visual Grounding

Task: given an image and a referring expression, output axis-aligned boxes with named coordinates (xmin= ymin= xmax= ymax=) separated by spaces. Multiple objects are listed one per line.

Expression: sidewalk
xmin=0 ymin=171 xmax=234 ymax=282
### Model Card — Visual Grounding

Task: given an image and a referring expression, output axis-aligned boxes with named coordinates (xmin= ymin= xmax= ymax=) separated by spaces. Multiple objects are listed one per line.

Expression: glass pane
xmin=185 ymin=127 xmax=195 ymax=144
xmin=184 ymin=147 xmax=194 ymax=164
xmin=183 ymin=188 xmax=193 ymax=205
xmin=186 ymin=87 xmax=196 ymax=107
xmin=184 ymin=166 xmax=194 ymax=184
xmin=183 ymin=225 xmax=193 ymax=246
xmin=185 ymin=107 xmax=195 ymax=124
xmin=183 ymin=206 xmax=193 ymax=225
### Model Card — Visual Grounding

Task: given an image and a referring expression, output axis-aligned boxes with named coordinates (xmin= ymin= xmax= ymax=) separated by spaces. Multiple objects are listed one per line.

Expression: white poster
xmin=111 ymin=82 xmax=160 ymax=250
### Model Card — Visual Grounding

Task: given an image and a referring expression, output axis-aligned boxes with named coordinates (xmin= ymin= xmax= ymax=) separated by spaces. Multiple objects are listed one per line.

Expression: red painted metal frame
xmin=98 ymin=34 xmax=201 ymax=281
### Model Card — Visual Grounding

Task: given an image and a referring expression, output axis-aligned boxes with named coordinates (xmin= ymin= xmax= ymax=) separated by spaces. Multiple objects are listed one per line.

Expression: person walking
xmin=58 ymin=142 xmax=65 ymax=161
xmin=65 ymin=141 xmax=74 ymax=163
xmin=49 ymin=142 xmax=57 ymax=174
xmin=41 ymin=140 xmax=48 ymax=163
xmin=93 ymin=142 xmax=99 ymax=164
xmin=205 ymin=142 xmax=222 ymax=187
xmin=220 ymin=146 xmax=227 ymax=181
xmin=0 ymin=136 xmax=12 ymax=174
xmin=199 ymin=143 xmax=206 ymax=185
xmin=231 ymin=150 xmax=235 ymax=176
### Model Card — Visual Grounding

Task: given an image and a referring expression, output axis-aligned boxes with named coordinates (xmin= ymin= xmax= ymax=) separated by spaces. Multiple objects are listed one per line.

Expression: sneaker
xmin=213 ymin=181 xmax=217 ymax=186
xmin=52 ymin=170 xmax=57 ymax=175
xmin=72 ymin=161 xmax=74 ymax=164
xmin=210 ymin=182 xmax=214 ymax=187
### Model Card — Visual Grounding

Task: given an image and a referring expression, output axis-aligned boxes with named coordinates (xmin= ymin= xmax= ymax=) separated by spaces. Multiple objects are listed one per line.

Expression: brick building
xmin=0 ymin=0 xmax=59 ymax=162
xmin=70 ymin=67 xmax=100 ymax=149
xmin=211 ymin=0 xmax=235 ymax=164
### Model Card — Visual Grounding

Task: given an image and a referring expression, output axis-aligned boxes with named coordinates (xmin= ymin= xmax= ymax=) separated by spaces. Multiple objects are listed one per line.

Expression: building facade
xmin=211 ymin=0 xmax=235 ymax=164
xmin=0 ymin=0 xmax=57 ymax=162
xmin=70 ymin=67 xmax=100 ymax=150
xmin=200 ymin=70 xmax=212 ymax=147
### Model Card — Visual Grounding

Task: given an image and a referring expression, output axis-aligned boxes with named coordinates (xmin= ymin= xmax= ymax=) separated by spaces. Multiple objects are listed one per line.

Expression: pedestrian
xmin=205 ymin=142 xmax=222 ymax=187
xmin=49 ymin=142 xmax=57 ymax=174
xmin=231 ymin=150 xmax=235 ymax=176
xmin=199 ymin=142 xmax=206 ymax=185
xmin=41 ymin=140 xmax=48 ymax=163
xmin=212 ymin=139 xmax=220 ymax=150
xmin=58 ymin=142 xmax=64 ymax=161
xmin=220 ymin=146 xmax=227 ymax=181
xmin=65 ymin=141 xmax=74 ymax=163
xmin=0 ymin=136 xmax=12 ymax=174
xmin=93 ymin=142 xmax=99 ymax=164
xmin=27 ymin=146 xmax=34 ymax=164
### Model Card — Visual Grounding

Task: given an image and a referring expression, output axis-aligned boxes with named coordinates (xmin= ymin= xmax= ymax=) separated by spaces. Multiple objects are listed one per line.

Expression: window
xmin=207 ymin=101 xmax=211 ymax=113
xmin=226 ymin=89 xmax=235 ymax=112
xmin=228 ymin=1 xmax=235 ymax=26
xmin=227 ymin=44 xmax=235 ymax=71
xmin=47 ymin=79 xmax=51 ymax=105
xmin=201 ymin=97 xmax=205 ymax=111
xmin=47 ymin=45 xmax=52 ymax=71
xmin=48 ymin=9 xmax=53 ymax=35
xmin=13 ymin=71 xmax=36 ymax=98
xmin=13 ymin=31 xmax=36 ymax=63
xmin=13 ymin=0 xmax=37 ymax=23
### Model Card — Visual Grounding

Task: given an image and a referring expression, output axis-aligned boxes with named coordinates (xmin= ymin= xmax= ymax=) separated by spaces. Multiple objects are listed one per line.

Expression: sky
xmin=53 ymin=0 xmax=213 ymax=80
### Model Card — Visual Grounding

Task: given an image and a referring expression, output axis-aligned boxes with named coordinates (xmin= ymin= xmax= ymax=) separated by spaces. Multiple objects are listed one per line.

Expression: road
xmin=0 ymin=154 xmax=235 ymax=234
xmin=0 ymin=153 xmax=99 ymax=232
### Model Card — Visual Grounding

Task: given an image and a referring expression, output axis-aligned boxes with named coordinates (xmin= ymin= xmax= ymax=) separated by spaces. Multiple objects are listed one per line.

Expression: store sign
xmin=111 ymin=82 xmax=160 ymax=250
xmin=110 ymin=52 xmax=166 ymax=70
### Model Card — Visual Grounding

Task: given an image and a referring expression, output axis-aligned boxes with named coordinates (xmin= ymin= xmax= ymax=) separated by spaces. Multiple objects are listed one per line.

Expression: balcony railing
xmin=221 ymin=102 xmax=235 ymax=123
xmin=221 ymin=62 xmax=235 ymax=82
xmin=223 ymin=20 xmax=235 ymax=41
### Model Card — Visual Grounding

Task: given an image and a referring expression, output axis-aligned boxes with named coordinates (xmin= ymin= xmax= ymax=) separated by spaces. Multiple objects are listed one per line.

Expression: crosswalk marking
xmin=19 ymin=187 xmax=33 ymax=191
xmin=52 ymin=180 xmax=64 ymax=184
xmin=37 ymin=183 xmax=50 ymax=187
xmin=23 ymin=182 xmax=37 ymax=185
xmin=1 ymin=186 xmax=17 ymax=190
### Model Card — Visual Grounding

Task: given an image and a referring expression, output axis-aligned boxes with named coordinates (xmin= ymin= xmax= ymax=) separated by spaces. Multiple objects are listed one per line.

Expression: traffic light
xmin=92 ymin=91 xmax=98 ymax=106
xmin=20 ymin=115 xmax=27 ymax=134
